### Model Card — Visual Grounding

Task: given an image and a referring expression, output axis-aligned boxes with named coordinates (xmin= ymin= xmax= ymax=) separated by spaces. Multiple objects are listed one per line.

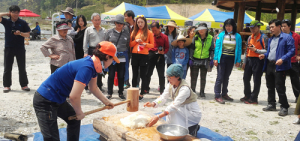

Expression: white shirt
xmin=153 ymin=83 xmax=202 ymax=128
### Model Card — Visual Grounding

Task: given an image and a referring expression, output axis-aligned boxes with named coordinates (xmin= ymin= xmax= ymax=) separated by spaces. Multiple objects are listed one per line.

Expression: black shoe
xmin=278 ymin=107 xmax=288 ymax=116
xmin=200 ymin=92 xmax=205 ymax=98
xmin=106 ymin=95 xmax=112 ymax=100
xmin=262 ymin=104 xmax=276 ymax=111
xmin=100 ymin=87 xmax=105 ymax=93
xmin=141 ymin=90 xmax=149 ymax=95
xmin=139 ymin=96 xmax=144 ymax=101
xmin=240 ymin=96 xmax=249 ymax=102
xmin=223 ymin=95 xmax=233 ymax=101
xmin=295 ymin=97 xmax=298 ymax=103
xmin=119 ymin=94 xmax=126 ymax=100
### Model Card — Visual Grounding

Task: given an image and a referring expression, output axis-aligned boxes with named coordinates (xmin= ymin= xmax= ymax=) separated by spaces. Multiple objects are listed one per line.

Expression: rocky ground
xmin=0 ymin=40 xmax=299 ymax=141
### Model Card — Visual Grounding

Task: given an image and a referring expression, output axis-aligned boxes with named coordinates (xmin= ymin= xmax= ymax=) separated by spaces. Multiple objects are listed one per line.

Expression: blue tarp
xmin=297 ymin=22 xmax=300 ymax=26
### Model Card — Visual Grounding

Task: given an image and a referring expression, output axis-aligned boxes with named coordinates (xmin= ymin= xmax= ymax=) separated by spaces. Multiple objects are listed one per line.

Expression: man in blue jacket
xmin=259 ymin=19 xmax=295 ymax=116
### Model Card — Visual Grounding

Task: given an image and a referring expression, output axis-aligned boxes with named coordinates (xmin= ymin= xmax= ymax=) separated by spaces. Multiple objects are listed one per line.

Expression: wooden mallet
xmin=68 ymin=88 xmax=139 ymax=120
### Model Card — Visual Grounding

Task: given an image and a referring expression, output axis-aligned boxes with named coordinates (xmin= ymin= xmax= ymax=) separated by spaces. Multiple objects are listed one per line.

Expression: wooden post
xmin=234 ymin=2 xmax=239 ymax=22
xmin=255 ymin=1 xmax=262 ymax=21
xmin=277 ymin=0 xmax=286 ymax=20
xmin=291 ymin=0 xmax=297 ymax=31
xmin=237 ymin=2 xmax=246 ymax=33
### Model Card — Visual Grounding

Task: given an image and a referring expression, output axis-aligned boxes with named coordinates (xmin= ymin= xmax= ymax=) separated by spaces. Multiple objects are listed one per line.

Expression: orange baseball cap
xmin=98 ymin=41 xmax=120 ymax=63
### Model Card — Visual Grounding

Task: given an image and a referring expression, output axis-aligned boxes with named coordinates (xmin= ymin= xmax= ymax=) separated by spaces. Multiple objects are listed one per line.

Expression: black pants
xmin=190 ymin=65 xmax=207 ymax=93
xmin=51 ymin=64 xmax=59 ymax=74
xmin=145 ymin=52 xmax=165 ymax=93
xmin=3 ymin=47 xmax=28 ymax=87
xmin=289 ymin=62 xmax=300 ymax=99
xmin=188 ymin=124 xmax=200 ymax=137
xmin=87 ymin=47 xmax=102 ymax=89
xmin=33 ymin=92 xmax=81 ymax=141
xmin=265 ymin=61 xmax=289 ymax=108
xmin=131 ymin=53 xmax=148 ymax=95
xmin=243 ymin=57 xmax=264 ymax=101
xmin=107 ymin=62 xmax=125 ymax=95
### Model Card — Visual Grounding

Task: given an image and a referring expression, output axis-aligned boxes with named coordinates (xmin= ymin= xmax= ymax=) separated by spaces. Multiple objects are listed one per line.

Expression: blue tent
xmin=55 ymin=14 xmax=77 ymax=19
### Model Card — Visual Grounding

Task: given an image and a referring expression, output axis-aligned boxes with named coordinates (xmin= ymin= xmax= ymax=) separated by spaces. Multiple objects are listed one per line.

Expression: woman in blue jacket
xmin=213 ymin=19 xmax=242 ymax=104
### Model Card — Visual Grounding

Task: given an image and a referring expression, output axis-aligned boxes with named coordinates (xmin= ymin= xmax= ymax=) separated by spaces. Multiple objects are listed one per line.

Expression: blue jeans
xmin=214 ymin=55 xmax=235 ymax=98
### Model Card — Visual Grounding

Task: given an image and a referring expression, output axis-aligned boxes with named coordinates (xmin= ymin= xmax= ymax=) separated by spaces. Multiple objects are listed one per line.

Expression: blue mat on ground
xmin=33 ymin=124 xmax=232 ymax=141
xmin=295 ymin=131 xmax=300 ymax=141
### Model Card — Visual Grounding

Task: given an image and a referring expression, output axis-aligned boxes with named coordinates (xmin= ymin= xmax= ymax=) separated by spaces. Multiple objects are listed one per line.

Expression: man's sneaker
xmin=124 ymin=84 xmax=130 ymax=89
xmin=262 ymin=104 xmax=276 ymax=111
xmin=141 ymin=90 xmax=149 ymax=95
xmin=106 ymin=95 xmax=112 ymax=100
xmin=278 ymin=107 xmax=288 ymax=116
xmin=223 ymin=95 xmax=233 ymax=101
xmin=244 ymin=99 xmax=258 ymax=104
xmin=119 ymin=94 xmax=126 ymax=100
xmin=293 ymin=118 xmax=300 ymax=124
xmin=240 ymin=96 xmax=249 ymax=102
xmin=215 ymin=97 xmax=225 ymax=104
xmin=139 ymin=96 xmax=144 ymax=101
xmin=3 ymin=87 xmax=11 ymax=93
xmin=22 ymin=86 xmax=30 ymax=91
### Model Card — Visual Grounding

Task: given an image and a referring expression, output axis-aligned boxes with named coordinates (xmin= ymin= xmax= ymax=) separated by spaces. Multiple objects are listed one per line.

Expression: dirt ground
xmin=0 ymin=40 xmax=299 ymax=141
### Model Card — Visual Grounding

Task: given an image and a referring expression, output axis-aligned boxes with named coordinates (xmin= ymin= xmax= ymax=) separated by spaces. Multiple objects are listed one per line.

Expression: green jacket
xmin=190 ymin=34 xmax=214 ymax=60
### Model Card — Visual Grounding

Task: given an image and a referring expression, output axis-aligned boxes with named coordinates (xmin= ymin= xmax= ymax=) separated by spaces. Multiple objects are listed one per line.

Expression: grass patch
xmin=215 ymin=129 xmax=219 ymax=133
xmin=246 ymin=130 xmax=257 ymax=135
xmin=59 ymin=123 xmax=65 ymax=128
xmin=249 ymin=136 xmax=259 ymax=140
xmin=209 ymin=101 xmax=215 ymax=103
xmin=225 ymin=102 xmax=231 ymax=105
xmin=269 ymin=121 xmax=279 ymax=125
xmin=247 ymin=113 xmax=258 ymax=118
xmin=267 ymin=130 xmax=274 ymax=135
xmin=219 ymin=120 xmax=226 ymax=123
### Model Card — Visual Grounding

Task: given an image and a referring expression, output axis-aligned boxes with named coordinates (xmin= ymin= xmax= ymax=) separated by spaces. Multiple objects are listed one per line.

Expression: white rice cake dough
xmin=120 ymin=113 xmax=151 ymax=129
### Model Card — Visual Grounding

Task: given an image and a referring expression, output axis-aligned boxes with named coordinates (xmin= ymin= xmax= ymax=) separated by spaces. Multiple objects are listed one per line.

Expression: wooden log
xmin=93 ymin=111 xmax=200 ymax=141
xmin=234 ymin=3 xmax=239 ymax=22
xmin=255 ymin=1 xmax=262 ymax=21
xmin=277 ymin=0 xmax=286 ymax=20
xmin=291 ymin=0 xmax=297 ymax=31
xmin=237 ymin=2 xmax=246 ymax=33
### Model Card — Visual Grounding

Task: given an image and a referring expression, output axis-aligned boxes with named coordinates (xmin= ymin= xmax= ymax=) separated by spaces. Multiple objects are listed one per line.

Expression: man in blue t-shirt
xmin=0 ymin=5 xmax=31 ymax=93
xmin=30 ymin=22 xmax=40 ymax=40
xmin=33 ymin=41 xmax=119 ymax=141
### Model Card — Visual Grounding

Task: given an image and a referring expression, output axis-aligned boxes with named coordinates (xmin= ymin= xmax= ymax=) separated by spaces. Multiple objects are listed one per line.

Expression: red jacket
xmin=291 ymin=31 xmax=300 ymax=63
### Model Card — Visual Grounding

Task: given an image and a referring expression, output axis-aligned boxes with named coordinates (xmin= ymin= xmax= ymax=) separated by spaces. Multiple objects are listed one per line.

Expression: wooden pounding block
xmin=126 ymin=88 xmax=139 ymax=112
xmin=93 ymin=111 xmax=200 ymax=141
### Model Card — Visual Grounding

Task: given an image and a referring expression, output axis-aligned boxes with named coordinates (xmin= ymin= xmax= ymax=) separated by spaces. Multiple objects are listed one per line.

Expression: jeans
xmin=243 ymin=57 xmax=264 ymax=101
xmin=214 ymin=55 xmax=235 ymax=98
xmin=3 ymin=47 xmax=28 ymax=87
xmin=33 ymin=92 xmax=81 ymax=141
xmin=289 ymin=62 xmax=300 ymax=99
xmin=190 ymin=65 xmax=207 ymax=93
xmin=265 ymin=61 xmax=289 ymax=108
xmin=131 ymin=53 xmax=148 ymax=95
xmin=107 ymin=62 xmax=125 ymax=95
xmin=145 ymin=52 xmax=165 ymax=93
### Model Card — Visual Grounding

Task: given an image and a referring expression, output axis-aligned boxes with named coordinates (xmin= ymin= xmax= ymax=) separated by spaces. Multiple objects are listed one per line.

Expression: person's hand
xmin=76 ymin=112 xmax=85 ymax=120
xmin=296 ymin=56 xmax=300 ymax=61
xmin=242 ymin=63 xmax=245 ymax=70
xmin=144 ymin=102 xmax=155 ymax=107
xmin=14 ymin=30 xmax=21 ymax=36
xmin=259 ymin=54 xmax=265 ymax=60
xmin=84 ymin=54 xmax=88 ymax=57
xmin=158 ymin=49 xmax=164 ymax=54
xmin=248 ymin=45 xmax=257 ymax=52
xmin=49 ymin=54 xmax=60 ymax=60
xmin=136 ymin=39 xmax=142 ymax=43
xmin=276 ymin=59 xmax=283 ymax=66
xmin=77 ymin=28 xmax=80 ymax=32
xmin=147 ymin=116 xmax=159 ymax=127
xmin=105 ymin=101 xmax=114 ymax=109
xmin=142 ymin=43 xmax=147 ymax=46
xmin=235 ymin=62 xmax=240 ymax=67
xmin=214 ymin=60 xmax=218 ymax=67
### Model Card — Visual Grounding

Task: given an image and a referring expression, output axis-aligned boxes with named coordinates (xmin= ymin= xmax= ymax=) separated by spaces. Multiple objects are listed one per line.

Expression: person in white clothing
xmin=144 ymin=64 xmax=201 ymax=137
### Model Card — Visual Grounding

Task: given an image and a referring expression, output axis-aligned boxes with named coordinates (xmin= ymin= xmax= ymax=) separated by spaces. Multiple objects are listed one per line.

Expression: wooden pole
xmin=277 ymin=0 xmax=286 ymax=20
xmin=234 ymin=2 xmax=239 ymax=22
xmin=255 ymin=1 xmax=262 ymax=21
xmin=237 ymin=2 xmax=246 ymax=33
xmin=291 ymin=0 xmax=297 ymax=31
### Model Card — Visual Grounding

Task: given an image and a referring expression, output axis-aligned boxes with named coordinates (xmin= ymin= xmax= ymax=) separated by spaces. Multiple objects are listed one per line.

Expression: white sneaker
xmin=293 ymin=118 xmax=300 ymax=124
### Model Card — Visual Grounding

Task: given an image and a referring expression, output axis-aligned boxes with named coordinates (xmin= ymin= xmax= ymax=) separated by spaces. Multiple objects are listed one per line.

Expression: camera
xmin=158 ymin=46 xmax=163 ymax=51
xmin=11 ymin=30 xmax=16 ymax=34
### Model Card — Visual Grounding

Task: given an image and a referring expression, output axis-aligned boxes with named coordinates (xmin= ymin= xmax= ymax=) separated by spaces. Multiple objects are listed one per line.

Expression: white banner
xmin=193 ymin=21 xmax=211 ymax=28
xmin=101 ymin=14 xmax=116 ymax=21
